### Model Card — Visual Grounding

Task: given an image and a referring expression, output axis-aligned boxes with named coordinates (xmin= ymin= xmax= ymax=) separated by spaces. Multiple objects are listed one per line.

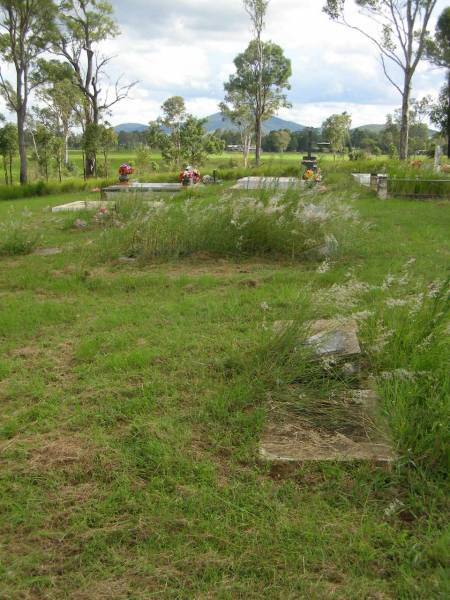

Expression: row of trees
xmin=147 ymin=97 xmax=224 ymax=168
xmin=220 ymin=1 xmax=448 ymax=165
xmin=0 ymin=0 xmax=133 ymax=184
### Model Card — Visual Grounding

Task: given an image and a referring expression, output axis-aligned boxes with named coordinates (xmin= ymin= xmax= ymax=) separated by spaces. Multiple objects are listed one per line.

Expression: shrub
xmin=0 ymin=221 xmax=40 ymax=256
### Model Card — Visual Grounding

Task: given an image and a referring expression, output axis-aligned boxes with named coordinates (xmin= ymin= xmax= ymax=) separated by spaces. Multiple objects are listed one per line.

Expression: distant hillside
xmin=205 ymin=113 xmax=305 ymax=133
xmin=353 ymin=123 xmax=438 ymax=136
xmin=352 ymin=124 xmax=385 ymax=134
xmin=115 ymin=114 xmax=306 ymax=135
xmin=115 ymin=123 xmax=148 ymax=133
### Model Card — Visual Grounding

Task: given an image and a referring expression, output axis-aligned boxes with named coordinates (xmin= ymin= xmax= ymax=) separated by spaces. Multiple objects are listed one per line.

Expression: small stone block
xmin=307 ymin=319 xmax=361 ymax=357
xmin=34 ymin=247 xmax=62 ymax=256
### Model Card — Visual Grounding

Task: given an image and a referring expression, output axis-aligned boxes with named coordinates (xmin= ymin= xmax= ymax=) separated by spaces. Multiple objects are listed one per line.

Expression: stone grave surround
xmin=260 ymin=318 xmax=395 ymax=466
xmin=232 ymin=177 xmax=304 ymax=190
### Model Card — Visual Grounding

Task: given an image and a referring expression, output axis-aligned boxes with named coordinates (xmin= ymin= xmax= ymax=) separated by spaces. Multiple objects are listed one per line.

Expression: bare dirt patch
xmin=28 ymin=434 xmax=95 ymax=472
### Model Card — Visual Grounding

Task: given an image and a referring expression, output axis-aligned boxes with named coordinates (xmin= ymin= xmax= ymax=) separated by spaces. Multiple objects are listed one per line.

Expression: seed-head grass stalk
xmin=365 ymin=278 xmax=449 ymax=477
xmin=89 ymin=189 xmax=357 ymax=264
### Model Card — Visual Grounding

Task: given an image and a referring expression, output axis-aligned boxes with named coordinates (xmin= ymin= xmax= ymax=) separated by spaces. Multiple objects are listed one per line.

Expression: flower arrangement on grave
xmin=118 ymin=163 xmax=134 ymax=183
xmin=179 ymin=166 xmax=201 ymax=186
xmin=303 ymin=168 xmax=323 ymax=183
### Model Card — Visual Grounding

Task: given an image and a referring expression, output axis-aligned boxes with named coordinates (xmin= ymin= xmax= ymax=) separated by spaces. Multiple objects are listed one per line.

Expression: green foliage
xmin=149 ymin=97 xmax=225 ymax=168
xmin=429 ymin=84 xmax=449 ymax=137
xmin=58 ymin=0 xmax=118 ymax=45
xmin=0 ymin=221 xmax=39 ymax=256
xmin=0 ymin=178 xmax=110 ymax=201
xmin=0 ymin=123 xmax=18 ymax=184
xmin=225 ymin=40 xmax=292 ymax=122
xmin=263 ymin=129 xmax=291 ymax=152
xmin=322 ymin=112 xmax=352 ymax=156
xmin=426 ymin=6 xmax=450 ymax=69
xmin=0 ymin=0 xmax=58 ymax=183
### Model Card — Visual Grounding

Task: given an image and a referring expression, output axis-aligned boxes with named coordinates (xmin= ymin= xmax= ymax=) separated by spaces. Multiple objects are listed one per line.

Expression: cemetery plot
xmin=232 ymin=176 xmax=304 ymax=190
xmin=260 ymin=319 xmax=395 ymax=465
xmin=52 ymin=200 xmax=113 ymax=212
xmin=101 ymin=182 xmax=182 ymax=200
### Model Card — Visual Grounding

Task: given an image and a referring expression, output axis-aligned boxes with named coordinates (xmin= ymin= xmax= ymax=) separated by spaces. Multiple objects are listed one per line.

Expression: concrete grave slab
xmin=52 ymin=200 xmax=113 ymax=213
xmin=34 ymin=247 xmax=62 ymax=256
xmin=102 ymin=182 xmax=182 ymax=200
xmin=260 ymin=390 xmax=395 ymax=465
xmin=232 ymin=177 xmax=304 ymax=190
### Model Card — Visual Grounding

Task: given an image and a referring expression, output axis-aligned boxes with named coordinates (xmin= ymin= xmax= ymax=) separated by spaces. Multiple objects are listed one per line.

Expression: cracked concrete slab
xmin=260 ymin=390 xmax=395 ymax=465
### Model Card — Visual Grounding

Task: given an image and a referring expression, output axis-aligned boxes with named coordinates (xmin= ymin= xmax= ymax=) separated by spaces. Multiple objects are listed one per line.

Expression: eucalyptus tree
xmin=243 ymin=0 xmax=269 ymax=164
xmin=323 ymin=0 xmax=438 ymax=160
xmin=219 ymin=91 xmax=255 ymax=167
xmin=426 ymin=7 xmax=450 ymax=156
xmin=322 ymin=112 xmax=352 ymax=158
xmin=0 ymin=0 xmax=57 ymax=183
xmin=34 ymin=59 xmax=83 ymax=166
xmin=224 ymin=41 xmax=292 ymax=165
xmin=55 ymin=0 xmax=135 ymax=176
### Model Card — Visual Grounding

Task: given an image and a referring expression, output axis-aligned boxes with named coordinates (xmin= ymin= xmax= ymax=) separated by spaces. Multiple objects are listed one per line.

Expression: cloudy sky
xmin=2 ymin=0 xmax=449 ymax=128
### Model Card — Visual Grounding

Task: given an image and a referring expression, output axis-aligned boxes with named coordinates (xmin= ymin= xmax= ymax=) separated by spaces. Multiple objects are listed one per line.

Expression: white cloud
xmin=0 ymin=0 xmax=447 ymax=127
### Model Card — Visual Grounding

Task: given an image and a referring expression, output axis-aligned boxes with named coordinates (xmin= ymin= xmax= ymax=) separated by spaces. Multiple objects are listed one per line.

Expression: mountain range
xmin=115 ymin=113 xmax=307 ymax=134
xmin=114 ymin=116 xmax=402 ymax=135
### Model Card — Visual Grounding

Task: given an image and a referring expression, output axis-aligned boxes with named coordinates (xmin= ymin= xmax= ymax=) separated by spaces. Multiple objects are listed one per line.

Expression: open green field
xmin=0 ymin=166 xmax=449 ymax=598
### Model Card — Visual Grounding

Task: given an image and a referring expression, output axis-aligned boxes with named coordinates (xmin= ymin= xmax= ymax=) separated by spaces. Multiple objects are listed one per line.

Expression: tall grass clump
xmin=92 ymin=191 xmax=356 ymax=262
xmin=0 ymin=220 xmax=40 ymax=256
xmin=367 ymin=279 xmax=449 ymax=478
xmin=0 ymin=178 xmax=114 ymax=202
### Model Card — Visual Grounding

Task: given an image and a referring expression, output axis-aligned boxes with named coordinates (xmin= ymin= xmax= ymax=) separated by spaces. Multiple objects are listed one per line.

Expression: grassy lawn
xmin=0 ymin=171 xmax=449 ymax=598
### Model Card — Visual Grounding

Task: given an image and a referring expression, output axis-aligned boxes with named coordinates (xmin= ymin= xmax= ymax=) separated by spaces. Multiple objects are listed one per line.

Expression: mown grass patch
xmin=0 ymin=169 xmax=449 ymax=599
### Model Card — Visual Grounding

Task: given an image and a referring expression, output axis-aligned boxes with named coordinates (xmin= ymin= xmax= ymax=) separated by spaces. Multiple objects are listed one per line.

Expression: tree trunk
xmin=64 ymin=129 xmax=70 ymax=166
xmin=9 ymin=153 xmax=13 ymax=185
xmin=255 ymin=117 xmax=262 ymax=165
xmin=85 ymin=153 xmax=96 ymax=178
xmin=17 ymin=109 xmax=27 ymax=185
xmin=399 ymin=76 xmax=412 ymax=160
xmin=447 ymin=70 xmax=450 ymax=159
xmin=3 ymin=156 xmax=8 ymax=184
xmin=242 ymin=132 xmax=251 ymax=168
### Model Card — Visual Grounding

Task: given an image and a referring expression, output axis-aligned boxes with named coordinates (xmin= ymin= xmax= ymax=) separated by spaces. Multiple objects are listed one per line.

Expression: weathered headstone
xmin=434 ymin=145 xmax=442 ymax=173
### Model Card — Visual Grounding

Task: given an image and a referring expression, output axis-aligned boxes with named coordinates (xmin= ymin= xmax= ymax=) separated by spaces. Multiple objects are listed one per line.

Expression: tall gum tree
xmin=323 ymin=0 xmax=438 ymax=160
xmin=224 ymin=40 xmax=291 ymax=166
xmin=426 ymin=7 xmax=450 ymax=157
xmin=55 ymin=0 xmax=135 ymax=177
xmin=219 ymin=90 xmax=255 ymax=168
xmin=0 ymin=0 xmax=57 ymax=184
xmin=243 ymin=0 xmax=269 ymax=165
